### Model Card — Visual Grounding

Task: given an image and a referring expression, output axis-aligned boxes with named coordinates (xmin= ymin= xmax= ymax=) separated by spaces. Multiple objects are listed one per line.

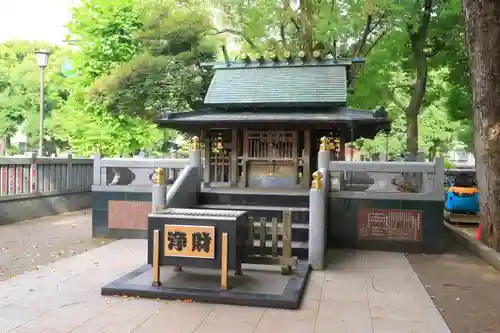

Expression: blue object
xmin=445 ymin=191 xmax=479 ymax=213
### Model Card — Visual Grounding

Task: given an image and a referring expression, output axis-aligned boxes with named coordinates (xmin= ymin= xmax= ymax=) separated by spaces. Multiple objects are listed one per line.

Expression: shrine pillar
xmin=308 ymin=171 xmax=326 ymax=270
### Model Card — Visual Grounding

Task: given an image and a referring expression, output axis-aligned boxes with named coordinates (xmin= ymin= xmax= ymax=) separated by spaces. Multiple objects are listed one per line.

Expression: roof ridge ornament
xmin=298 ymin=50 xmax=307 ymax=62
xmin=313 ymin=50 xmax=322 ymax=61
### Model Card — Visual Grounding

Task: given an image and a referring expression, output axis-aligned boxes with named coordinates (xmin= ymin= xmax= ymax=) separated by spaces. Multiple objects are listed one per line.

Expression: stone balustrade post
xmin=92 ymin=149 xmax=102 ymax=187
xmin=318 ymin=136 xmax=331 ymax=170
xmin=189 ymin=136 xmax=202 ymax=192
xmin=308 ymin=170 xmax=326 ymax=270
xmin=29 ymin=151 xmax=38 ymax=193
xmin=152 ymin=167 xmax=167 ymax=213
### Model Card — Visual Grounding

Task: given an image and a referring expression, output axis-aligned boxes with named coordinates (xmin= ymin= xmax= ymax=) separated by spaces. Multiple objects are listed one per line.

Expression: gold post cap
xmin=311 ymin=170 xmax=323 ymax=189
xmin=153 ymin=167 xmax=165 ymax=185
xmin=192 ymin=136 xmax=200 ymax=150
xmin=320 ymin=136 xmax=330 ymax=151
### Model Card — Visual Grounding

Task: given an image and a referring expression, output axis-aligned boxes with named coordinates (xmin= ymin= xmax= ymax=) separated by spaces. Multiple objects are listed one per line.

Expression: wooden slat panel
xmin=282 ymin=209 xmax=293 ymax=259
xmin=247 ymin=216 xmax=254 ymax=256
xmin=259 ymin=217 xmax=266 ymax=256
xmin=271 ymin=217 xmax=278 ymax=257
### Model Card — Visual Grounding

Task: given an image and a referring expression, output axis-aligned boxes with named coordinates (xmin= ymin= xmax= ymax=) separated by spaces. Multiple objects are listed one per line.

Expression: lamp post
xmin=35 ymin=49 xmax=50 ymax=156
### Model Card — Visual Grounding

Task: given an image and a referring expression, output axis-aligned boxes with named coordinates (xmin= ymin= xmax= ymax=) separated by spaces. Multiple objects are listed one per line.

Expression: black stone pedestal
xmin=101 ymin=262 xmax=311 ymax=310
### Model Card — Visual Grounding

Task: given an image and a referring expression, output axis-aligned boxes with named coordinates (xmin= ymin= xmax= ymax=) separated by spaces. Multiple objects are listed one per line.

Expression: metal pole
xmin=38 ymin=68 xmax=45 ymax=156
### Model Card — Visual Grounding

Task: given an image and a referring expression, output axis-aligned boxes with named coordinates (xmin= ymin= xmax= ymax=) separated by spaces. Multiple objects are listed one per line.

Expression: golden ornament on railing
xmin=298 ymin=50 xmax=306 ymax=61
xmin=311 ymin=170 xmax=323 ymax=189
xmin=320 ymin=136 xmax=330 ymax=151
xmin=313 ymin=50 xmax=322 ymax=60
xmin=153 ymin=167 xmax=165 ymax=185
xmin=191 ymin=136 xmax=200 ymax=150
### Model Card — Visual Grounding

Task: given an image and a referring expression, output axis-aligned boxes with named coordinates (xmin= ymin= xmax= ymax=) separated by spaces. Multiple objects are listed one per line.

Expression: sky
xmin=0 ymin=0 xmax=75 ymax=44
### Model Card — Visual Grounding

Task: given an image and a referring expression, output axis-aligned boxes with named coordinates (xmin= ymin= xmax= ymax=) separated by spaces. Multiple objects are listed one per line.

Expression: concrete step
xmin=198 ymin=204 xmax=309 ymax=212
xmin=199 ymin=191 xmax=309 ymax=208
xmin=251 ymin=240 xmax=309 ymax=260
xmin=193 ymin=202 xmax=310 ymax=260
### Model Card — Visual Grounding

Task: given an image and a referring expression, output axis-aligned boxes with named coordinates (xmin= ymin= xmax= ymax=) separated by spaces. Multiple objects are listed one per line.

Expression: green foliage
xmin=67 ymin=0 xmax=144 ymax=80
xmin=0 ymin=40 xmax=73 ymax=147
xmin=0 ymin=0 xmax=473 ymax=159
xmin=46 ymin=0 xmax=217 ymax=156
xmin=90 ymin=53 xmax=207 ymax=120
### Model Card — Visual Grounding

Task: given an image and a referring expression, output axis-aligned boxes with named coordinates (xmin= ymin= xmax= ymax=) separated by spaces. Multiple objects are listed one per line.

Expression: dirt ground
xmin=0 ymin=210 xmax=112 ymax=282
xmin=407 ymin=230 xmax=500 ymax=333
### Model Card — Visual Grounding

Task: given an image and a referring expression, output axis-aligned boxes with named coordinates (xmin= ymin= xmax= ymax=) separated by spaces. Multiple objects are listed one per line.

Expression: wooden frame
xmin=244 ymin=209 xmax=297 ymax=275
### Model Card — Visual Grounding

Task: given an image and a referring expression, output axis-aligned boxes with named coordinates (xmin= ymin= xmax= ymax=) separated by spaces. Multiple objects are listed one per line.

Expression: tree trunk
xmin=405 ymin=0 xmax=432 ymax=161
xmin=462 ymin=0 xmax=500 ymax=250
xmin=299 ymin=0 xmax=314 ymax=54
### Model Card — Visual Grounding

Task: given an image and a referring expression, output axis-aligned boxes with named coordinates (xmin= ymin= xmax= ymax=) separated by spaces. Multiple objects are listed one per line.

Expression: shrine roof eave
xmin=156 ymin=106 xmax=390 ymax=127
xmin=156 ymin=107 xmax=391 ymax=140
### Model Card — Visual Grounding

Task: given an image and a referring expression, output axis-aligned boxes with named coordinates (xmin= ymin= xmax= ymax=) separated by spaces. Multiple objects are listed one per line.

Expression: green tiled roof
xmin=204 ymin=65 xmax=347 ymax=106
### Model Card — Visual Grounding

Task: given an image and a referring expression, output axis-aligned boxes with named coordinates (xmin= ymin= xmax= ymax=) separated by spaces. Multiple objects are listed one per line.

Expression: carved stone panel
xmin=108 ymin=200 xmax=151 ymax=230
xmin=358 ymin=208 xmax=423 ymax=241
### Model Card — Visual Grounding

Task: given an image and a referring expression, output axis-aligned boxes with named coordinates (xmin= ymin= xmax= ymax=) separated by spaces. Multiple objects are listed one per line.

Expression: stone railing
xmin=0 ymin=153 xmax=93 ymax=224
xmin=91 ymin=154 xmax=189 ymax=193
xmin=327 ymin=158 xmax=445 ymax=201
xmin=0 ymin=152 xmax=93 ymax=197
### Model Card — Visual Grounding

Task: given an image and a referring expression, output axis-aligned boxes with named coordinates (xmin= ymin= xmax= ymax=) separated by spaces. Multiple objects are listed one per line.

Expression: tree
xmin=48 ymin=0 xmax=217 ymax=156
xmin=0 ymin=40 xmax=71 ymax=151
xmin=462 ymin=0 xmax=500 ymax=250
xmin=213 ymin=0 xmax=468 ymax=160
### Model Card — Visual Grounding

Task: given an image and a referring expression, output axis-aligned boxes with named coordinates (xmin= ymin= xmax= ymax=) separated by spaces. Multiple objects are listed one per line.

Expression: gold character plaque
xmin=164 ymin=225 xmax=215 ymax=259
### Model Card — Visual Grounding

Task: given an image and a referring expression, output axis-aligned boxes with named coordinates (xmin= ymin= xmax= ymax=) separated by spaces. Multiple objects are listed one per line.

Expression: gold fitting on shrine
xmin=311 ymin=171 xmax=323 ymax=190
xmin=320 ymin=136 xmax=330 ymax=151
xmin=191 ymin=136 xmax=200 ymax=150
xmin=153 ymin=167 xmax=165 ymax=185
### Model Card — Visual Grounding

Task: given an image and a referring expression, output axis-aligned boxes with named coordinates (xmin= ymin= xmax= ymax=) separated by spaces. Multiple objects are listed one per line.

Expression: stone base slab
xmin=101 ymin=261 xmax=311 ymax=310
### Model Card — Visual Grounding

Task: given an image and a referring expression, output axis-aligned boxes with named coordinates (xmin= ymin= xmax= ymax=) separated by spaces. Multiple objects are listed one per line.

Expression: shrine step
xmin=194 ymin=203 xmax=310 ymax=259
xmin=199 ymin=190 xmax=309 ymax=208
xmin=251 ymin=240 xmax=309 ymax=260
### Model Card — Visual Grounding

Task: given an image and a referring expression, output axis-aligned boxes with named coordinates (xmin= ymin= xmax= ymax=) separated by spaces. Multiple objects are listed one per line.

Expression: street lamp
xmin=35 ymin=49 xmax=50 ymax=156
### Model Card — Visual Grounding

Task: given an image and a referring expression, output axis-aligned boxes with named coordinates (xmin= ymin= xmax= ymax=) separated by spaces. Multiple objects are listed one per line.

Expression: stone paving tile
xmin=0 ymin=240 xmax=450 ymax=333
xmin=202 ymin=304 xmax=265 ymax=327
xmin=132 ymin=302 xmax=214 ymax=333
xmin=0 ymin=304 xmax=43 ymax=333
xmin=254 ymin=307 xmax=318 ymax=333
xmin=315 ymin=300 xmax=373 ymax=333
xmin=69 ymin=312 xmax=150 ymax=333
xmin=11 ymin=299 xmax=115 ymax=333
xmin=371 ymin=318 xmax=431 ymax=333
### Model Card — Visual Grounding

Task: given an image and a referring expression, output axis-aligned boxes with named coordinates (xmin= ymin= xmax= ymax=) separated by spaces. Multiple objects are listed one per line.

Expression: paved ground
xmin=408 ymin=230 xmax=500 ymax=333
xmin=0 ymin=210 xmax=111 ymax=282
xmin=0 ymin=237 xmax=450 ymax=333
xmin=2 ymin=211 xmax=498 ymax=332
